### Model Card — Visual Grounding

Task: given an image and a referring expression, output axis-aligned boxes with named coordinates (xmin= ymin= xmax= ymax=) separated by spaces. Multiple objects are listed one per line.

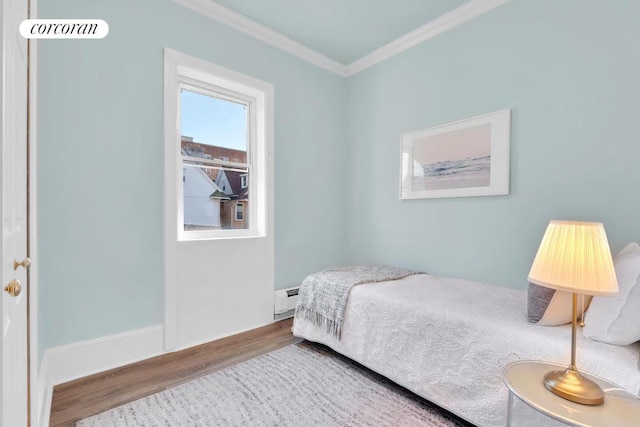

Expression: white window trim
xmin=240 ymin=174 xmax=248 ymax=189
xmin=164 ymin=48 xmax=273 ymax=242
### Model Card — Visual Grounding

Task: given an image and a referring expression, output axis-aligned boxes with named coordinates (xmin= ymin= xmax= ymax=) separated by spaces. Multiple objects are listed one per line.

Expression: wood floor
xmin=49 ymin=318 xmax=297 ymax=427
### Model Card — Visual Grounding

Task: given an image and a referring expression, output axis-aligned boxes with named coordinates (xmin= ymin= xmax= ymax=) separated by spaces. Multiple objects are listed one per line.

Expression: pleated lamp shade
xmin=528 ymin=221 xmax=618 ymax=296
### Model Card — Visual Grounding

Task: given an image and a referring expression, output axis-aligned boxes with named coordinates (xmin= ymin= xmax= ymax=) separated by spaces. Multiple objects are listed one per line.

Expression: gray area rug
xmin=77 ymin=341 xmax=474 ymax=426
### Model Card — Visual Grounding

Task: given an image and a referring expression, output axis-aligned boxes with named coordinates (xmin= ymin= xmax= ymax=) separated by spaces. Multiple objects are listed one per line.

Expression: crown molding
xmin=173 ymin=0 xmax=349 ymax=77
xmin=173 ymin=0 xmax=510 ymax=78
xmin=345 ymin=0 xmax=511 ymax=76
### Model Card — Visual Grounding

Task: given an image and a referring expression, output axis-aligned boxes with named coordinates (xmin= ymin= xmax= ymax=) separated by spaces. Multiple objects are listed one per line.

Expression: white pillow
xmin=527 ymin=283 xmax=592 ymax=326
xmin=583 ymin=242 xmax=640 ymax=345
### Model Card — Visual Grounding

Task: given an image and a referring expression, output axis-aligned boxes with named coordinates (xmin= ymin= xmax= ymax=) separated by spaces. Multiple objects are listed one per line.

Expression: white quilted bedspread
xmin=292 ymin=274 xmax=640 ymax=427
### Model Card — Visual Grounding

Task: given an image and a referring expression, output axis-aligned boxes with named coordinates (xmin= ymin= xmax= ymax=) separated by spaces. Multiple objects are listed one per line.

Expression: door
xmin=1 ymin=0 xmax=30 ymax=425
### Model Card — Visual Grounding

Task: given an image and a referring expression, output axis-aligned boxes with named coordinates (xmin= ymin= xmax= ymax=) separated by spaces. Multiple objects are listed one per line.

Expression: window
xmin=180 ymin=89 xmax=249 ymax=232
xmin=235 ymin=203 xmax=244 ymax=221
xmin=165 ymin=49 xmax=273 ymax=240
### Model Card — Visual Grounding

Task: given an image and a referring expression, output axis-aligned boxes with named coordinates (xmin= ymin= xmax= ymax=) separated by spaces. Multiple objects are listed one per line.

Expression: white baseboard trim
xmin=37 ymin=325 xmax=165 ymax=426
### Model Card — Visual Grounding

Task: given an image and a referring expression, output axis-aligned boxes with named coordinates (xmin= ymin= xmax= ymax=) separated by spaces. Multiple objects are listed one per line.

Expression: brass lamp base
xmin=544 ymin=367 xmax=604 ymax=405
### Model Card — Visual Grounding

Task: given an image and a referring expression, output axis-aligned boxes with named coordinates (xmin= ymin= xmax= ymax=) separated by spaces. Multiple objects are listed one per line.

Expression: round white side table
xmin=503 ymin=360 xmax=640 ymax=427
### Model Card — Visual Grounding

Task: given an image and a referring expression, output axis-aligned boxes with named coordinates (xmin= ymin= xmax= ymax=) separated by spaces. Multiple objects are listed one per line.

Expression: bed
xmin=292 ymin=273 xmax=640 ymax=427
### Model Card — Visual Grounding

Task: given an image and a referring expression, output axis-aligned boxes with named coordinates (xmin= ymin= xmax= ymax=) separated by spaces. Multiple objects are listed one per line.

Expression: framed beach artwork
xmin=400 ymin=109 xmax=511 ymax=200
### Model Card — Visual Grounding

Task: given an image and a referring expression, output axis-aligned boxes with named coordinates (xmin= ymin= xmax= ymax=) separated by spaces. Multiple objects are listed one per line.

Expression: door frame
xmin=27 ymin=0 xmax=40 ymax=425
xmin=1 ymin=0 xmax=38 ymax=424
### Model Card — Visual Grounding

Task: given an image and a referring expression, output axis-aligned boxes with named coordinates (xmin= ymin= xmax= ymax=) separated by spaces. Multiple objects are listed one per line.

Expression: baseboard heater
xmin=274 ymin=286 xmax=300 ymax=320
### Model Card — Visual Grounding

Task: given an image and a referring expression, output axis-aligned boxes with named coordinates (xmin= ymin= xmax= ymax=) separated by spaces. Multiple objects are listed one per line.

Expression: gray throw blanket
xmin=294 ymin=265 xmax=420 ymax=339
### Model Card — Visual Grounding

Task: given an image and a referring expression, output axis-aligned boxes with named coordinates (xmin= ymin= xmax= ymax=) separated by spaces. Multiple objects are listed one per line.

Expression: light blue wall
xmin=37 ymin=0 xmax=350 ymax=354
xmin=347 ymin=0 xmax=640 ymax=288
xmin=38 ymin=0 xmax=640 ymax=356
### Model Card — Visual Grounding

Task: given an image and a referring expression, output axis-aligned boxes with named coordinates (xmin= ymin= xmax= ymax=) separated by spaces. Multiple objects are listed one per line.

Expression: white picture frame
xmin=400 ymin=109 xmax=511 ymax=200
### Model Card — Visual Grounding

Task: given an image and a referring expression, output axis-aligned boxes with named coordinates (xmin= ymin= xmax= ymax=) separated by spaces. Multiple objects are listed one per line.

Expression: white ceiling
xmin=211 ymin=0 xmax=470 ymax=65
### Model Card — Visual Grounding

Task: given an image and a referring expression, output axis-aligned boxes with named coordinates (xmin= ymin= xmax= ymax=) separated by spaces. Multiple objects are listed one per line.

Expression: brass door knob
xmin=4 ymin=279 xmax=21 ymax=297
xmin=13 ymin=257 xmax=31 ymax=270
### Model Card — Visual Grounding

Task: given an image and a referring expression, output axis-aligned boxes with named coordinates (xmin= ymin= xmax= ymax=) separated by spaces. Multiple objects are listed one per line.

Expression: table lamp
xmin=528 ymin=220 xmax=618 ymax=405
